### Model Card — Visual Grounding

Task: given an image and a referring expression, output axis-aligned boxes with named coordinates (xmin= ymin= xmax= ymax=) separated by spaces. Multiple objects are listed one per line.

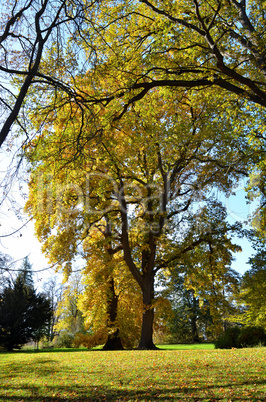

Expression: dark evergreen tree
xmin=16 ymin=256 xmax=34 ymax=289
xmin=0 ymin=257 xmax=52 ymax=351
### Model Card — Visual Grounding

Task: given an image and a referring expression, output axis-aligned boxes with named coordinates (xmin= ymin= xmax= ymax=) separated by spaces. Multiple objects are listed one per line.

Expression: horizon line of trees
xmin=0 ymin=240 xmax=265 ymax=351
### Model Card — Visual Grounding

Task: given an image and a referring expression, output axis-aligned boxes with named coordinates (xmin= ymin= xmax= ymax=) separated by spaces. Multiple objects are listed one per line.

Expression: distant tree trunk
xmin=191 ymin=316 xmax=200 ymax=343
xmin=138 ymin=277 xmax=157 ymax=350
xmin=191 ymin=294 xmax=200 ymax=343
xmin=102 ymin=277 xmax=123 ymax=350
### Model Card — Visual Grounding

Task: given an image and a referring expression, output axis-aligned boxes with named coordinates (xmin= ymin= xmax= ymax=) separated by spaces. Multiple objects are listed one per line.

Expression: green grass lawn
xmin=158 ymin=343 xmax=215 ymax=350
xmin=0 ymin=346 xmax=265 ymax=401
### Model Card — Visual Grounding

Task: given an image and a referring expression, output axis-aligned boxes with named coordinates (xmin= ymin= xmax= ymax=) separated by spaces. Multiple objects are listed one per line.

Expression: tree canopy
xmin=0 ymin=0 xmax=265 ymax=149
xmin=25 ymin=83 xmax=248 ymax=348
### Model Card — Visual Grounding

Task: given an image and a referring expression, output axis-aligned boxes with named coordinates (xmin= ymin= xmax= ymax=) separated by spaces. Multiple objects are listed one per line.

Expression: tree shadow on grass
xmin=1 ymin=351 xmax=265 ymax=401
xmin=0 ymin=348 xmax=92 ymax=354
xmin=0 ymin=377 xmax=265 ymax=401
xmin=0 ymin=383 xmax=265 ymax=401
xmin=1 ymin=358 xmax=59 ymax=382
xmin=0 ymin=346 xmax=138 ymax=354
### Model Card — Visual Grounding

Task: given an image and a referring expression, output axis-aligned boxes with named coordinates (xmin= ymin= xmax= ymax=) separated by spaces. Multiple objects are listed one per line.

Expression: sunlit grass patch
xmin=157 ymin=343 xmax=215 ymax=350
xmin=0 ymin=347 xmax=265 ymax=401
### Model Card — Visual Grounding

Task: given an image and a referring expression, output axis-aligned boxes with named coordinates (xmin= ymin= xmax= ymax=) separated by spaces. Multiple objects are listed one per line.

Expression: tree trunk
xmin=138 ymin=277 xmax=157 ymax=350
xmin=191 ymin=294 xmax=200 ymax=343
xmin=191 ymin=316 xmax=200 ymax=343
xmin=102 ymin=277 xmax=124 ymax=351
xmin=103 ymin=329 xmax=123 ymax=350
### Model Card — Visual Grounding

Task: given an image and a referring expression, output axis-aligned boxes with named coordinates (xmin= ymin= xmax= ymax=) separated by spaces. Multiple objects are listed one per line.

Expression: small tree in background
xmin=42 ymin=276 xmax=64 ymax=343
xmin=160 ymin=207 xmax=242 ymax=344
xmin=54 ymin=273 xmax=85 ymax=347
xmin=0 ymin=257 xmax=52 ymax=351
xmin=238 ymin=248 xmax=266 ymax=330
xmin=165 ymin=278 xmax=213 ymax=344
xmin=230 ymin=232 xmax=266 ymax=331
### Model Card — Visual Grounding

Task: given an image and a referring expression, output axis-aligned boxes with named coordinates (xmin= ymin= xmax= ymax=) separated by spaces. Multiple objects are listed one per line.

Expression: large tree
xmin=26 ymin=86 xmax=248 ymax=348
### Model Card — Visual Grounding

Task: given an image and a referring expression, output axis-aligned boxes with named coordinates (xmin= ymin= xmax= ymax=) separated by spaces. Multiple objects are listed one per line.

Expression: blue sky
xmin=222 ymin=185 xmax=256 ymax=275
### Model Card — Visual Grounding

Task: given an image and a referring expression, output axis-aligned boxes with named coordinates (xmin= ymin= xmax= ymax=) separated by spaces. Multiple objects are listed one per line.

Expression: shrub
xmin=237 ymin=326 xmax=266 ymax=348
xmin=39 ymin=338 xmax=54 ymax=350
xmin=215 ymin=327 xmax=241 ymax=349
xmin=215 ymin=326 xmax=266 ymax=349
xmin=74 ymin=329 xmax=107 ymax=349
xmin=54 ymin=333 xmax=75 ymax=348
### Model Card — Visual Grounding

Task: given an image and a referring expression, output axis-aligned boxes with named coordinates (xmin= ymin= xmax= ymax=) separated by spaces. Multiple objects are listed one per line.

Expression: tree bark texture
xmin=138 ymin=277 xmax=157 ymax=350
xmin=103 ymin=277 xmax=123 ymax=350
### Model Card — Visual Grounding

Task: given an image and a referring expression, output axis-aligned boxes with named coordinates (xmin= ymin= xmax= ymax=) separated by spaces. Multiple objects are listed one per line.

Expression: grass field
xmin=0 ymin=345 xmax=265 ymax=401
xmin=157 ymin=343 xmax=215 ymax=350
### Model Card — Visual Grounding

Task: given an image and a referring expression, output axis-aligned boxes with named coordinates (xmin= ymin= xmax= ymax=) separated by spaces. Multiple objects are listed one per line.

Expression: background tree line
xmin=1 ymin=234 xmax=265 ymax=351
